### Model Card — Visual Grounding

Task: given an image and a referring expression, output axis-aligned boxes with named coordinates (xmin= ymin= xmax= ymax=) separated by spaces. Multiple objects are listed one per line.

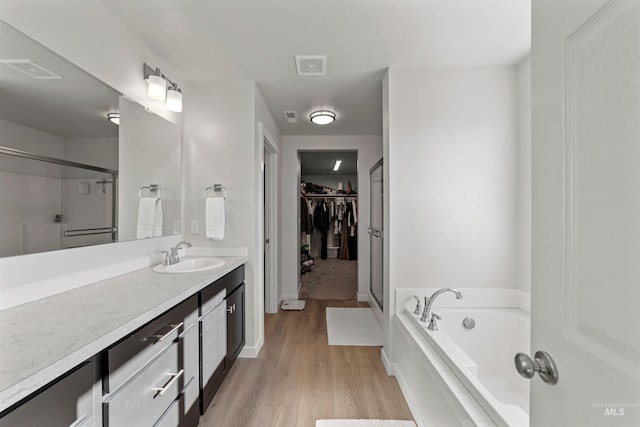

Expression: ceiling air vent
xmin=294 ymin=55 xmax=326 ymax=76
xmin=0 ymin=59 xmax=62 ymax=79
xmin=284 ymin=111 xmax=298 ymax=123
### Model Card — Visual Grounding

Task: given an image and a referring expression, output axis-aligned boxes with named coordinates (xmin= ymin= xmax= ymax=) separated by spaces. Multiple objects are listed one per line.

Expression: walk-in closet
xmin=299 ymin=151 xmax=358 ymax=300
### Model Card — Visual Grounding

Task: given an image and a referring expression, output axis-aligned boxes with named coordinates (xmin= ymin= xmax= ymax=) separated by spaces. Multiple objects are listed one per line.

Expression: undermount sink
xmin=153 ymin=257 xmax=226 ymax=274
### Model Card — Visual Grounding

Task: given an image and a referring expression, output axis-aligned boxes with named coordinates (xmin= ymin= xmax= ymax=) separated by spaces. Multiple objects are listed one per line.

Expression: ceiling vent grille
xmin=295 ymin=55 xmax=326 ymax=76
xmin=0 ymin=59 xmax=62 ymax=79
xmin=284 ymin=111 xmax=298 ymax=123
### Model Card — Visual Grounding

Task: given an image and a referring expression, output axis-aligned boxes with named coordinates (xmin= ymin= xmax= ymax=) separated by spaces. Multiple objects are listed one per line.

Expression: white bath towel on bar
xmin=137 ymin=197 xmax=160 ymax=239
xmin=152 ymin=198 xmax=163 ymax=237
xmin=206 ymin=197 xmax=225 ymax=240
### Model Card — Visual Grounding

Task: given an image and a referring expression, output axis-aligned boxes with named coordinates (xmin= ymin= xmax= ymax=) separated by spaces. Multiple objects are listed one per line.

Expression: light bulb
xmin=147 ymin=73 xmax=166 ymax=101
xmin=310 ymin=110 xmax=336 ymax=125
xmin=166 ymin=86 xmax=183 ymax=112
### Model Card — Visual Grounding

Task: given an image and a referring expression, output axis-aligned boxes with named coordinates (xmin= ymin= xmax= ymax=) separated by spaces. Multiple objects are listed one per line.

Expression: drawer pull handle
xmin=227 ymin=304 xmax=236 ymax=314
xmin=152 ymin=369 xmax=184 ymax=396
xmin=152 ymin=322 xmax=184 ymax=343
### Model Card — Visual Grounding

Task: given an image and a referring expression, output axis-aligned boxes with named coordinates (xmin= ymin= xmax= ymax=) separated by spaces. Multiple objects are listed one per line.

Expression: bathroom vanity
xmin=0 ymin=257 xmax=247 ymax=427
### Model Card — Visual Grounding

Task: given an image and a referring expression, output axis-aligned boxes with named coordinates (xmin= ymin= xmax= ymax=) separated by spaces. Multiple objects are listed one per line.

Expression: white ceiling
xmin=100 ymin=0 xmax=531 ymax=136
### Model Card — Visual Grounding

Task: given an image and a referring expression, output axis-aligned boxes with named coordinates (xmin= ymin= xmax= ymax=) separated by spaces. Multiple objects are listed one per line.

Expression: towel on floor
xmin=206 ymin=197 xmax=225 ymax=240
xmin=137 ymin=197 xmax=161 ymax=239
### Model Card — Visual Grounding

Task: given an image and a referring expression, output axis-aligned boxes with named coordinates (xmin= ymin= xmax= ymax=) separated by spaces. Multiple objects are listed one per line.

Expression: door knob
xmin=514 ymin=350 xmax=559 ymax=385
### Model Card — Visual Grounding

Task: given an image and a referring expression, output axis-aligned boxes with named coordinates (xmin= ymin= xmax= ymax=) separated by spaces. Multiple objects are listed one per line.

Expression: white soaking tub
xmin=403 ymin=306 xmax=530 ymax=427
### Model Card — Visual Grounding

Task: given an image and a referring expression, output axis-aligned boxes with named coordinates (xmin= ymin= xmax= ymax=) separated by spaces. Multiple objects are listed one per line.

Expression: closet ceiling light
xmin=310 ymin=110 xmax=336 ymax=125
xmin=333 ymin=160 xmax=342 ymax=171
xmin=107 ymin=112 xmax=120 ymax=125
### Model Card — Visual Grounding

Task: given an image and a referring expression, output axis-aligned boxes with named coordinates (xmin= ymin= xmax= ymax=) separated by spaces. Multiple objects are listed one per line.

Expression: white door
xmin=531 ymin=0 xmax=640 ymax=425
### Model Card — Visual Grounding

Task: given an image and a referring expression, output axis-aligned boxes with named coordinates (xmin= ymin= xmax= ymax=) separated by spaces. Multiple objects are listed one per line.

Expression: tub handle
xmin=514 ymin=351 xmax=559 ymax=385
xmin=412 ymin=296 xmax=421 ymax=315
xmin=427 ymin=312 xmax=441 ymax=331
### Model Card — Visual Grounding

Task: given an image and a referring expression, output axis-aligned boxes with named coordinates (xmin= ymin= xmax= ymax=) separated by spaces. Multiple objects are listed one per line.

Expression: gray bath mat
xmin=326 ymin=307 xmax=383 ymax=346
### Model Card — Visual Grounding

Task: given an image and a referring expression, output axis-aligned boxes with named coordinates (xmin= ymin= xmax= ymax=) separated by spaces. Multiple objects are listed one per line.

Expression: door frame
xmin=260 ymin=124 xmax=279 ymax=314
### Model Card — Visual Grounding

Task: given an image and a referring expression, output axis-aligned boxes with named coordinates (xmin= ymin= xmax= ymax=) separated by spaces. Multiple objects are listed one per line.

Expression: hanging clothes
xmin=300 ymin=196 xmax=313 ymax=234
xmin=313 ymin=200 xmax=331 ymax=259
xmin=346 ymin=200 xmax=357 ymax=260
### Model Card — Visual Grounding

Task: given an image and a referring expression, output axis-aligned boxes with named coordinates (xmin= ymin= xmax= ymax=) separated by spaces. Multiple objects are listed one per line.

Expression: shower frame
xmin=0 ymin=145 xmax=119 ymax=243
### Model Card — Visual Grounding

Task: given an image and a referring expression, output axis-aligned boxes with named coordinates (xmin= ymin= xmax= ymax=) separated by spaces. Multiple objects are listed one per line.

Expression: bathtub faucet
xmin=420 ymin=288 xmax=463 ymax=328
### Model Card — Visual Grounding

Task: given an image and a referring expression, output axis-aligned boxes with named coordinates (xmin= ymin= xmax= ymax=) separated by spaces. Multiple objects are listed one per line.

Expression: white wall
xmin=383 ymin=66 xmax=524 ymax=361
xmin=0 ymin=1 xmax=185 ymax=308
xmin=280 ymin=135 xmax=382 ymax=301
xmin=64 ymin=136 xmax=118 ymax=171
xmin=516 ymin=56 xmax=532 ymax=292
xmin=184 ymin=83 xmax=281 ymax=356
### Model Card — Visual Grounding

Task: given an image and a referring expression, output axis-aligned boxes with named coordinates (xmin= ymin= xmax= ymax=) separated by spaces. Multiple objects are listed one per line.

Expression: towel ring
xmin=139 ymin=184 xmax=160 ymax=198
xmin=205 ymin=184 xmax=226 ymax=199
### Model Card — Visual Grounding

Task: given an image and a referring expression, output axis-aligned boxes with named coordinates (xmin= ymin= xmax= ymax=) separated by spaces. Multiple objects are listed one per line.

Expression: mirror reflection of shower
xmin=96 ymin=178 xmax=114 ymax=194
xmin=0 ymin=146 xmax=117 ymax=256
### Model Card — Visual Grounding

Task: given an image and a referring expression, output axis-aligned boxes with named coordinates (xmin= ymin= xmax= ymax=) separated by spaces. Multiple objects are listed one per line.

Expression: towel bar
xmin=205 ymin=184 xmax=226 ymax=199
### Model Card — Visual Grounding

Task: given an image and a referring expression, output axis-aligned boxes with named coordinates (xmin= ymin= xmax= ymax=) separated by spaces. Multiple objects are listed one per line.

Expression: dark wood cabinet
xmin=225 ymin=282 xmax=245 ymax=367
xmin=199 ymin=265 xmax=245 ymax=414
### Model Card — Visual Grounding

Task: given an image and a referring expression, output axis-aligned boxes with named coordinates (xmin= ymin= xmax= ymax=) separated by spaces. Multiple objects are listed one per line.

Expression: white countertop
xmin=0 ymin=255 xmax=247 ymax=412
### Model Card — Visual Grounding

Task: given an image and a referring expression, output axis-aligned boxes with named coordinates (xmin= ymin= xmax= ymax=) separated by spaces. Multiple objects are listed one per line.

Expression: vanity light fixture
xmin=310 ymin=109 xmax=336 ymax=125
xmin=166 ymin=84 xmax=183 ymax=113
xmin=107 ymin=112 xmax=120 ymax=125
xmin=143 ymin=63 xmax=183 ymax=112
xmin=333 ymin=160 xmax=342 ymax=171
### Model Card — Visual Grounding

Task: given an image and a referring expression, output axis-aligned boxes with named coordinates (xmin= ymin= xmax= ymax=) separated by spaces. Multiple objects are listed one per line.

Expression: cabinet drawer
xmin=105 ymin=342 xmax=190 ymax=427
xmin=0 ymin=360 xmax=96 ymax=427
xmin=106 ymin=296 xmax=197 ymax=392
xmin=153 ymin=377 xmax=199 ymax=427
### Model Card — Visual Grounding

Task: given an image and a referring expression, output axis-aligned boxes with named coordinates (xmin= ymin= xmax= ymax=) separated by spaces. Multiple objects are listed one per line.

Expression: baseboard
xmin=280 ymin=293 xmax=299 ymax=304
xmin=238 ymin=336 xmax=263 ymax=358
xmin=381 ymin=347 xmax=395 ymax=376
xmin=394 ymin=363 xmax=426 ymax=427
xmin=357 ymin=292 xmax=369 ymax=302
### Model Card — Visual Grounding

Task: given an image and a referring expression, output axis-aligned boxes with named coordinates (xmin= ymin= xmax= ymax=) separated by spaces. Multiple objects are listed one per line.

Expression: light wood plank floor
xmin=199 ymin=300 xmax=413 ymax=427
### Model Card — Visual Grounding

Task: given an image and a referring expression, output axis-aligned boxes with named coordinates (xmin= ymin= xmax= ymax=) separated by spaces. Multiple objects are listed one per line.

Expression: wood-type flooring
xmin=199 ymin=300 xmax=413 ymax=427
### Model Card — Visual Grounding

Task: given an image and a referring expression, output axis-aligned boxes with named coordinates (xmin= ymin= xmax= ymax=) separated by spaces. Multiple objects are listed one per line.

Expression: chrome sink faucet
xmin=420 ymin=288 xmax=463 ymax=329
xmin=167 ymin=241 xmax=192 ymax=265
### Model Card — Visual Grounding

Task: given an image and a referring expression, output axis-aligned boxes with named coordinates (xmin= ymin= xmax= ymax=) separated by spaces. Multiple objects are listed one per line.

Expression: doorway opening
xmin=298 ymin=150 xmax=358 ymax=300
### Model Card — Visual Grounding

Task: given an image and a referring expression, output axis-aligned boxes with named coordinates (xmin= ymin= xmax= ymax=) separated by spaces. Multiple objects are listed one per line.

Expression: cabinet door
xmin=226 ymin=283 xmax=245 ymax=365
xmin=0 ymin=360 xmax=97 ymax=427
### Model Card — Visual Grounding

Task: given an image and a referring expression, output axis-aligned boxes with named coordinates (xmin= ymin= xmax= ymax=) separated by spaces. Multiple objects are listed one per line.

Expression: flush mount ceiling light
xmin=143 ymin=63 xmax=183 ymax=112
xmin=107 ymin=112 xmax=120 ymax=125
xmin=310 ymin=110 xmax=336 ymax=125
xmin=333 ymin=160 xmax=342 ymax=171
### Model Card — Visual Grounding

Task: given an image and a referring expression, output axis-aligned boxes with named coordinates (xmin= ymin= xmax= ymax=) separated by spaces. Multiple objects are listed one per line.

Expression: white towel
xmin=152 ymin=198 xmax=163 ymax=237
xmin=206 ymin=197 xmax=225 ymax=240
xmin=137 ymin=197 xmax=160 ymax=239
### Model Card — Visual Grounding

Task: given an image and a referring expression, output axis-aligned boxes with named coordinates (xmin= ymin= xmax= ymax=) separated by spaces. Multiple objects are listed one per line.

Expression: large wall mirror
xmin=0 ymin=20 xmax=182 ymax=258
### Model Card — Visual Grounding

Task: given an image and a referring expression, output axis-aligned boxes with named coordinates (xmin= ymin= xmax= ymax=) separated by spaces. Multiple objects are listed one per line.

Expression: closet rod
xmin=302 ymin=194 xmax=358 ymax=199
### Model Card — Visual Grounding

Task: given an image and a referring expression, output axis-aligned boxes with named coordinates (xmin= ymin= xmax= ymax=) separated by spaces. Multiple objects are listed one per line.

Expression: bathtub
xmin=402 ymin=304 xmax=530 ymax=427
